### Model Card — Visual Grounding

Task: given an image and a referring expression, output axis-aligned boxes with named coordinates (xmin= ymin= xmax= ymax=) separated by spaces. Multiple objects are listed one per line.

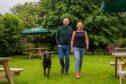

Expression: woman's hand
xmin=86 ymin=45 xmax=89 ymax=50
xmin=71 ymin=47 xmax=74 ymax=53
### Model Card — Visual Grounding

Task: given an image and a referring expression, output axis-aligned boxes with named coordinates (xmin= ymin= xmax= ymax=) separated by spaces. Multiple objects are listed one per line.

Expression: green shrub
xmin=0 ymin=14 xmax=24 ymax=56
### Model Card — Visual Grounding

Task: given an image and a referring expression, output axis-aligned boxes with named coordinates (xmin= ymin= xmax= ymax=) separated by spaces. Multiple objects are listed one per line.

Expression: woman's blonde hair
xmin=76 ymin=21 xmax=84 ymax=29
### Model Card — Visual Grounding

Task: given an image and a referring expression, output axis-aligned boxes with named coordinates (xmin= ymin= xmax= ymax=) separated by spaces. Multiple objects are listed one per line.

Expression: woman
xmin=71 ymin=22 xmax=89 ymax=79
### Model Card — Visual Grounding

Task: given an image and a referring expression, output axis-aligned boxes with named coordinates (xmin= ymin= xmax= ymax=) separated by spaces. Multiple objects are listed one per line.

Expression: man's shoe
xmin=61 ymin=68 xmax=64 ymax=74
xmin=64 ymin=71 xmax=69 ymax=75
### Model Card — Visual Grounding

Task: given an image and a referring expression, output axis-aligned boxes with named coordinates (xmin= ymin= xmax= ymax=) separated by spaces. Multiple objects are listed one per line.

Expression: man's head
xmin=63 ymin=18 xmax=69 ymax=27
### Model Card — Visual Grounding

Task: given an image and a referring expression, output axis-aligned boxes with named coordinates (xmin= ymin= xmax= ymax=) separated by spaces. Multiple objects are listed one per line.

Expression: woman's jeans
xmin=73 ymin=47 xmax=85 ymax=72
xmin=58 ymin=45 xmax=70 ymax=73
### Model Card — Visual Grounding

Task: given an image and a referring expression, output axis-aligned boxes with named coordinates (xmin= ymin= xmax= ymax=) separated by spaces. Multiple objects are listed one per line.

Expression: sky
xmin=0 ymin=0 xmax=39 ymax=14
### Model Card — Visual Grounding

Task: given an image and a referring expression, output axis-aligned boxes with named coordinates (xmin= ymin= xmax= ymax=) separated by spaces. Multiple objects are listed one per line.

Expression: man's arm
xmin=71 ymin=31 xmax=75 ymax=52
xmin=55 ymin=28 xmax=60 ymax=44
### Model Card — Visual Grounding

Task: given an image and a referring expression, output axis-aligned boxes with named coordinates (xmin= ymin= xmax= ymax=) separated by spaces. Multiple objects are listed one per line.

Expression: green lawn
xmin=0 ymin=54 xmax=125 ymax=84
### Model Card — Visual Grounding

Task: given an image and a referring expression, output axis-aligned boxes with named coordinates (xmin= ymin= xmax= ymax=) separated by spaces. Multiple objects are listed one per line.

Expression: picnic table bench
xmin=0 ymin=57 xmax=24 ymax=84
xmin=29 ymin=48 xmax=48 ymax=59
xmin=111 ymin=48 xmax=126 ymax=84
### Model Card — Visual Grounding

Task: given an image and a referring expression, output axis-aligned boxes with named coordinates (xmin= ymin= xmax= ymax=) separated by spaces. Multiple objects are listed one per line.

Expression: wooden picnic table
xmin=29 ymin=48 xmax=48 ymax=59
xmin=0 ymin=57 xmax=14 ymax=84
xmin=112 ymin=52 xmax=126 ymax=77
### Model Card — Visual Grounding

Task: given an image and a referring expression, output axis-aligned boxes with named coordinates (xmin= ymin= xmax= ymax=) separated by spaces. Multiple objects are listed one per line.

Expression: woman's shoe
xmin=76 ymin=72 xmax=80 ymax=79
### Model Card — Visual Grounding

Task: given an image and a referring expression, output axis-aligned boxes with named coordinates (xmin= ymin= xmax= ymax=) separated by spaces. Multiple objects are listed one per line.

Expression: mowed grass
xmin=0 ymin=54 xmax=125 ymax=84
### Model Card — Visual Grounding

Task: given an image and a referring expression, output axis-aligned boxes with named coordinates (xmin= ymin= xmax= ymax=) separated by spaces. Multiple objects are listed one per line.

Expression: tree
xmin=39 ymin=0 xmax=126 ymax=52
xmin=10 ymin=0 xmax=126 ymax=53
xmin=10 ymin=2 xmax=40 ymax=28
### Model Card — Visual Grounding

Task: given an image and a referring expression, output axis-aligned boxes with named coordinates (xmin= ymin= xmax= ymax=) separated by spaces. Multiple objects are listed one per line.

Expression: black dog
xmin=42 ymin=52 xmax=52 ymax=78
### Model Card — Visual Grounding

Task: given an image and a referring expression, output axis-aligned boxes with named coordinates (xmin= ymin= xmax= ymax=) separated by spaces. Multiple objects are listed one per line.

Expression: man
xmin=56 ymin=18 xmax=73 ymax=75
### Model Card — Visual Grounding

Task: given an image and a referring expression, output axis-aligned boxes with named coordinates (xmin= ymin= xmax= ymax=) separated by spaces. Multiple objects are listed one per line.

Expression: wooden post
xmin=38 ymin=49 xmax=43 ymax=59
xmin=2 ymin=61 xmax=14 ymax=84
xmin=118 ymin=58 xmax=123 ymax=84
xmin=115 ymin=57 xmax=118 ymax=77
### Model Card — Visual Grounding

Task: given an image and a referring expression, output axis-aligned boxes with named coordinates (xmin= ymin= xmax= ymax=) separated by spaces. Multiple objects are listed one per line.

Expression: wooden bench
xmin=29 ymin=48 xmax=48 ymax=59
xmin=118 ymin=71 xmax=126 ymax=78
xmin=111 ymin=48 xmax=126 ymax=84
xmin=0 ymin=68 xmax=24 ymax=81
xmin=110 ymin=62 xmax=126 ymax=67
xmin=116 ymin=61 xmax=126 ymax=84
xmin=118 ymin=67 xmax=126 ymax=84
xmin=110 ymin=62 xmax=125 ymax=65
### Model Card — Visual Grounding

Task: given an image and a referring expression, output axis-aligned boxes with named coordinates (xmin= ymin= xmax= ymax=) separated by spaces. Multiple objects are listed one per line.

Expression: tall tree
xmin=11 ymin=2 xmax=40 ymax=28
xmin=10 ymin=0 xmax=126 ymax=52
xmin=39 ymin=0 xmax=126 ymax=51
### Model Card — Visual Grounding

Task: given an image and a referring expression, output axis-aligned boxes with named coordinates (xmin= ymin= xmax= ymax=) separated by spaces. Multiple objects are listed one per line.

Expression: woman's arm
xmin=85 ymin=31 xmax=89 ymax=50
xmin=71 ymin=31 xmax=75 ymax=51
